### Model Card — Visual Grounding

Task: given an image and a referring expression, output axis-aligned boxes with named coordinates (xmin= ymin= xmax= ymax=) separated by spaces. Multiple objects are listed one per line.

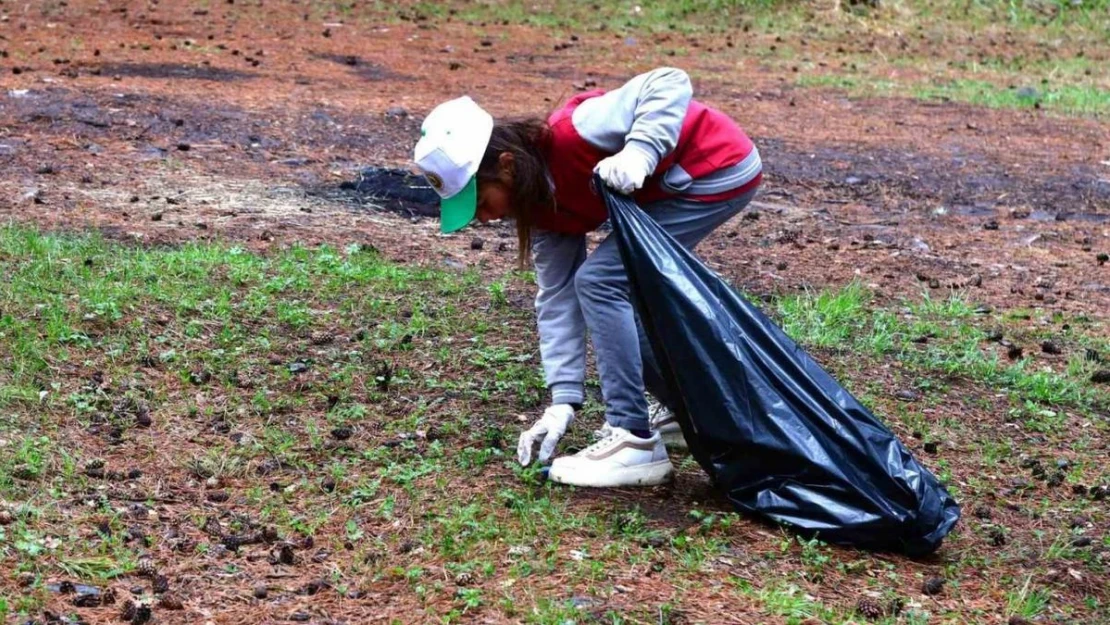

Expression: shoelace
xmin=580 ymin=429 xmax=622 ymax=455
xmin=592 ymin=401 xmax=670 ymax=437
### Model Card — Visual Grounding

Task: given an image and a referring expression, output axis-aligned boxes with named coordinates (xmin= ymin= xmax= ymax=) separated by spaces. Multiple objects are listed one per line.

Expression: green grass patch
xmin=775 ymin=283 xmax=1107 ymax=413
xmin=911 ymin=79 xmax=1110 ymax=115
xmin=0 ymin=225 xmax=1106 ymax=622
xmin=406 ymin=0 xmax=798 ymax=33
xmin=796 ymin=73 xmax=1110 ymax=116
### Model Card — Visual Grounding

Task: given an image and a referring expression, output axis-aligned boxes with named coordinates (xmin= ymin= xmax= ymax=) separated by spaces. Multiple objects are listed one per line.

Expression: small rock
xmin=288 ymin=361 xmax=308 ymax=374
xmin=1072 ymin=536 xmax=1092 ymax=548
xmin=290 ymin=613 xmax=311 ymax=623
xmin=983 ymin=220 xmax=999 ymax=230
xmin=1069 ymin=515 xmax=1090 ymax=529
xmin=253 ymin=584 xmax=268 ymax=599
xmin=385 ymin=106 xmax=408 ymax=118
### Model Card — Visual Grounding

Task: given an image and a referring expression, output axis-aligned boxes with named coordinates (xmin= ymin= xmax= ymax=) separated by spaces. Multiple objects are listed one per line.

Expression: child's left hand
xmin=594 ymin=145 xmax=655 ymax=194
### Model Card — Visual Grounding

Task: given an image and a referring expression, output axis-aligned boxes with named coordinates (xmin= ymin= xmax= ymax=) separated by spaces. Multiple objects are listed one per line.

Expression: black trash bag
xmin=600 ymin=180 xmax=960 ymax=556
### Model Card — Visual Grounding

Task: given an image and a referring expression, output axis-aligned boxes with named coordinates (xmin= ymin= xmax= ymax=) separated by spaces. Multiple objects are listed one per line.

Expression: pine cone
xmin=174 ymin=536 xmax=197 ymax=553
xmin=131 ymin=604 xmax=152 ymax=625
xmin=201 ymin=516 xmax=223 ymax=538
xmin=152 ymin=574 xmax=169 ymax=594
xmin=262 ymin=526 xmax=279 ymax=543
xmin=85 ymin=460 xmax=106 ymax=478
xmin=310 ymin=330 xmax=335 ymax=345
xmin=158 ymin=593 xmax=183 ymax=610
xmin=223 ymin=534 xmax=243 ymax=551
xmin=856 ymin=597 xmax=885 ymax=619
xmin=922 ymin=576 xmax=945 ymax=596
xmin=119 ymin=599 xmax=137 ymax=621
xmin=136 ymin=556 xmax=156 ymax=578
xmin=278 ymin=543 xmax=295 ymax=565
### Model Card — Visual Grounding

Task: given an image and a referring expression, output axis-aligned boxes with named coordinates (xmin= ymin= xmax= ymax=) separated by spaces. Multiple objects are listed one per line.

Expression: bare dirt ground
xmin=1 ymin=1 xmax=1108 ymax=624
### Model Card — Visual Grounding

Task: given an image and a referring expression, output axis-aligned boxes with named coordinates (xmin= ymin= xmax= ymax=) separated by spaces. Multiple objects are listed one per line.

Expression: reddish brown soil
xmin=1 ymin=2 xmax=1108 ymax=624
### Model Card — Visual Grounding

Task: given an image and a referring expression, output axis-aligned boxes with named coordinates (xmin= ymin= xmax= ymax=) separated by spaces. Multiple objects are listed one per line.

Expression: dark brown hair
xmin=475 ymin=118 xmax=553 ymax=267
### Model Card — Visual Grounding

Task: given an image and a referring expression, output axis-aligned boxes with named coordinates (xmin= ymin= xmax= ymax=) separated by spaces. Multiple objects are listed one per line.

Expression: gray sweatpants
xmin=532 ymin=189 xmax=757 ymax=432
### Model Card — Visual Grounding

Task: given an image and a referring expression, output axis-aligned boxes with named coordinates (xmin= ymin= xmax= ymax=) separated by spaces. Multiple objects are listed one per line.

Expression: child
xmin=413 ymin=67 xmax=761 ymax=488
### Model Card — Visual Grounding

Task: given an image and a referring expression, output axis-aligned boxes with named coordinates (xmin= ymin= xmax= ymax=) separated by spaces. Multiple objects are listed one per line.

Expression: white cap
xmin=413 ymin=96 xmax=494 ymax=233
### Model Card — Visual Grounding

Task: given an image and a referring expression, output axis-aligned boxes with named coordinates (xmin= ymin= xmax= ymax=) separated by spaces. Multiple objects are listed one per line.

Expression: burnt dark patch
xmin=759 ymin=138 xmax=1110 ymax=216
xmin=93 ymin=62 xmax=257 ymax=81
xmin=337 ymin=167 xmax=441 ymax=218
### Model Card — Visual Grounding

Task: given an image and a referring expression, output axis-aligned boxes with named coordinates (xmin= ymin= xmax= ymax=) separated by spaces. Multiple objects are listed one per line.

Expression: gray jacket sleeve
xmin=532 ymin=230 xmax=588 ymax=406
xmin=570 ymin=67 xmax=693 ymax=172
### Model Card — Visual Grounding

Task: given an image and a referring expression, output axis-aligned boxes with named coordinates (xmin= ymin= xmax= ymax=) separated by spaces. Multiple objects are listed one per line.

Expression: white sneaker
xmin=549 ymin=426 xmax=674 ymax=488
xmin=648 ymin=400 xmax=688 ymax=450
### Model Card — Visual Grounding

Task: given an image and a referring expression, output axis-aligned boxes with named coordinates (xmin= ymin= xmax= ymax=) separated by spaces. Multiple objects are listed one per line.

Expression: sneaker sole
xmin=549 ymin=460 xmax=674 ymax=488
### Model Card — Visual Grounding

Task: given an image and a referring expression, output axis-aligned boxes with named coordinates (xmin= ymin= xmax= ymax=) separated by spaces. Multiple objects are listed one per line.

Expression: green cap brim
xmin=439 ymin=176 xmax=477 ymax=234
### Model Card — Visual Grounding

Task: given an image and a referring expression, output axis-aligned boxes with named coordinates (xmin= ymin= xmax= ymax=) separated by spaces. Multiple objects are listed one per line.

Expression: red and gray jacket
xmin=531 ymin=68 xmax=762 ymax=407
xmin=534 ymin=69 xmax=762 ymax=235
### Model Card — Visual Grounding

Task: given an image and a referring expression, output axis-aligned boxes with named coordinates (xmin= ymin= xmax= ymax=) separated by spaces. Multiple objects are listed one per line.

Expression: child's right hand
xmin=517 ymin=404 xmax=576 ymax=466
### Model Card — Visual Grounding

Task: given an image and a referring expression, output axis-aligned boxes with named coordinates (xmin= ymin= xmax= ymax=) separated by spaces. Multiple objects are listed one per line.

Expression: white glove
xmin=594 ymin=144 xmax=656 ymax=195
xmin=517 ymin=404 xmax=575 ymax=466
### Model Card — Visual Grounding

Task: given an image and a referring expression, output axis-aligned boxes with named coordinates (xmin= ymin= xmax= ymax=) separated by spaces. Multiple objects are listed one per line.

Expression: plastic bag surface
xmin=601 ymin=180 xmax=960 ymax=555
